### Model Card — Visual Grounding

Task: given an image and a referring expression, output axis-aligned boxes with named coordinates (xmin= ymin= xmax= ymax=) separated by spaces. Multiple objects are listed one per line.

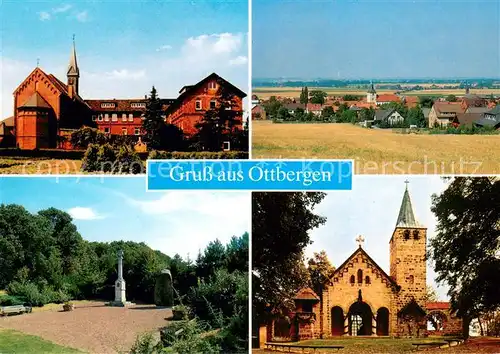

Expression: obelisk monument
xmin=108 ymin=249 xmax=133 ymax=307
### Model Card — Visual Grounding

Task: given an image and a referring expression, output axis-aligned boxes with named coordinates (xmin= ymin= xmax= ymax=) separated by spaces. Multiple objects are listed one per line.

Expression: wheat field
xmin=252 ymin=121 xmax=500 ymax=174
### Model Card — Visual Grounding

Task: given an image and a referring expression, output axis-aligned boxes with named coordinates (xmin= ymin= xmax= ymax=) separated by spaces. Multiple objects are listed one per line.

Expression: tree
xmin=191 ymin=79 xmax=243 ymax=151
xmin=429 ymin=177 xmax=500 ymax=337
xmin=158 ymin=124 xmax=185 ymax=151
xmin=321 ymin=106 xmax=335 ymax=121
xmin=310 ymin=90 xmax=327 ymax=105
xmin=446 ymin=94 xmax=457 ymax=102
xmin=419 ymin=96 xmax=435 ymax=108
xmin=359 ymin=107 xmax=375 ymax=122
xmin=70 ymin=127 xmax=107 ymax=149
xmin=407 ymin=106 xmax=426 ymax=127
xmin=142 ymin=86 xmax=164 ymax=150
xmin=276 ymin=107 xmax=291 ymax=121
xmin=308 ymin=251 xmax=335 ymax=297
xmin=264 ymin=96 xmax=282 ymax=118
xmin=424 ymin=285 xmax=439 ymax=302
xmin=300 ymin=86 xmax=309 ymax=109
xmin=252 ymin=192 xmax=326 ymax=323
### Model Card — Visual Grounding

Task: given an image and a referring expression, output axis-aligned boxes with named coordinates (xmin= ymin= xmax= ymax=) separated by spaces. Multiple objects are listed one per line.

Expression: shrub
xmin=172 ymin=305 xmax=189 ymax=320
xmin=70 ymin=127 xmax=107 ymax=148
xmin=130 ymin=332 xmax=160 ymax=354
xmin=81 ymin=144 xmax=144 ymax=174
xmin=112 ymin=146 xmax=143 ymax=174
xmin=147 ymin=150 xmax=248 ymax=160
xmin=6 ymin=281 xmax=70 ymax=307
xmin=0 ymin=294 xmax=26 ymax=306
xmin=160 ymin=319 xmax=220 ymax=354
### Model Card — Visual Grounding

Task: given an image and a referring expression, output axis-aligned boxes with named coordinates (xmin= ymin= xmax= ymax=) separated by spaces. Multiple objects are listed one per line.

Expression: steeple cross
xmin=355 ymin=235 xmax=365 ymax=248
xmin=36 ymin=58 xmax=40 ymax=67
xmin=72 ymin=34 xmax=75 ymax=43
xmin=404 ymin=179 xmax=410 ymax=190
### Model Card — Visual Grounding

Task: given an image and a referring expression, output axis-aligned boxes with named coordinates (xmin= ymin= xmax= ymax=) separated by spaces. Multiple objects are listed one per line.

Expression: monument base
xmin=106 ymin=301 xmax=135 ymax=307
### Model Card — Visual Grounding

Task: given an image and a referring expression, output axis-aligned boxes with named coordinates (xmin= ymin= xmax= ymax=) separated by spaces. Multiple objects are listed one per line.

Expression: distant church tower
xmin=67 ymin=36 xmax=80 ymax=98
xmin=367 ymin=81 xmax=377 ymax=103
xmin=389 ymin=182 xmax=427 ymax=335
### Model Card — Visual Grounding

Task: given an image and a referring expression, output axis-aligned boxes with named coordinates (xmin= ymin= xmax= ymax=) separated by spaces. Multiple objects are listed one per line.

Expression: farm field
xmin=252 ymin=121 xmax=500 ymax=174
xmin=0 ymin=157 xmax=82 ymax=174
xmin=253 ymin=87 xmax=500 ymax=99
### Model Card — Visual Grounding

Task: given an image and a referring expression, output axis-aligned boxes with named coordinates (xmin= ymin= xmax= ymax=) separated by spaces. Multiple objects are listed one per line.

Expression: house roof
xmin=284 ymin=102 xmax=303 ymax=110
xmin=19 ymin=92 xmax=52 ymax=109
xmin=165 ymin=73 xmax=246 ymax=116
xmin=307 ymin=103 xmax=323 ymax=111
xmin=85 ymin=98 xmax=174 ymax=112
xmin=377 ymin=94 xmax=400 ymax=102
xmin=465 ymin=107 xmax=490 ymax=114
xmin=398 ymin=299 xmax=426 ymax=318
xmin=330 ymin=246 xmax=400 ymax=290
xmin=375 ymin=109 xmax=396 ymax=121
xmin=456 ymin=113 xmax=483 ymax=127
xmin=486 ymin=104 xmax=500 ymax=116
xmin=0 ymin=116 xmax=14 ymax=127
xmin=396 ymin=184 xmax=424 ymax=229
xmin=294 ymin=287 xmax=320 ymax=301
xmin=427 ymin=302 xmax=451 ymax=310
xmin=404 ymin=96 xmax=419 ymax=104
xmin=433 ymin=102 xmax=464 ymax=115
xmin=475 ymin=114 xmax=500 ymax=128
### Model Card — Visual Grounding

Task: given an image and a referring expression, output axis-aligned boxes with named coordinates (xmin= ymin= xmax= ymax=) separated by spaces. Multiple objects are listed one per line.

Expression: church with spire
xmin=271 ymin=183 xmax=462 ymax=341
xmin=9 ymin=39 xmax=246 ymax=149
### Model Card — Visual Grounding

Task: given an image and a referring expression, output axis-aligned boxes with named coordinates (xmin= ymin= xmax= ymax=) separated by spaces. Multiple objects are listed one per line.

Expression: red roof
xmin=307 ymin=103 xmax=323 ymax=111
xmin=427 ymin=302 xmax=451 ymax=310
xmin=294 ymin=287 xmax=320 ymax=301
xmin=377 ymin=94 xmax=400 ymax=103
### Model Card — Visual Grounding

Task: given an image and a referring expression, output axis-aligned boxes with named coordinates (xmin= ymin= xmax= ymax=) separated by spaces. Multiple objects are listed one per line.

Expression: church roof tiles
xmin=294 ymin=287 xmax=320 ymax=301
xmin=19 ymin=92 xmax=52 ymax=109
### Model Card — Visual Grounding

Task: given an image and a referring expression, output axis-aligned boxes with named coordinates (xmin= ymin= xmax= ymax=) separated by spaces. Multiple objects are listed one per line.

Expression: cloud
xmin=53 ymin=4 xmax=72 ymax=13
xmin=75 ymin=11 xmax=88 ymax=22
xmin=229 ymin=55 xmax=248 ymax=66
xmin=182 ymin=33 xmax=243 ymax=62
xmin=39 ymin=11 xmax=51 ymax=21
xmin=68 ymin=207 xmax=105 ymax=220
xmin=156 ymin=45 xmax=172 ymax=52
xmin=103 ymin=69 xmax=146 ymax=80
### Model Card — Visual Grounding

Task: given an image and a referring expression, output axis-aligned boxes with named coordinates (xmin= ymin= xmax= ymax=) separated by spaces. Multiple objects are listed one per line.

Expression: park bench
xmin=264 ymin=342 xmax=344 ymax=352
xmin=412 ymin=341 xmax=448 ymax=350
xmin=442 ymin=338 xmax=465 ymax=347
xmin=0 ymin=304 xmax=32 ymax=316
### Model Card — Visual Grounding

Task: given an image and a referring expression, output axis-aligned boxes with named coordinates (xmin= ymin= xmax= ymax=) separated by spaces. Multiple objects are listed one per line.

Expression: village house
xmin=475 ymin=105 xmax=500 ymax=130
xmin=374 ymin=109 xmax=405 ymax=125
xmin=7 ymin=41 xmax=246 ymax=150
xmin=428 ymin=102 xmax=464 ymax=127
xmin=252 ymin=104 xmax=267 ymax=120
xmin=366 ymin=82 xmax=401 ymax=106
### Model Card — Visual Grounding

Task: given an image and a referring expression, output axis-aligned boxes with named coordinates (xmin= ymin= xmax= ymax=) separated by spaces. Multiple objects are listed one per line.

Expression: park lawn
xmin=0 ymin=157 xmax=82 ymax=174
xmin=0 ymin=329 xmax=84 ymax=353
xmin=252 ymin=121 xmax=500 ymax=174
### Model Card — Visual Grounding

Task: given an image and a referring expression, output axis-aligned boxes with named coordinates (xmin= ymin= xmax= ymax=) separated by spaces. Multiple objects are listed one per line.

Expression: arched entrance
xmin=348 ymin=302 xmax=373 ymax=336
xmin=427 ymin=311 xmax=447 ymax=332
xmin=331 ymin=306 xmax=344 ymax=336
xmin=376 ymin=307 xmax=389 ymax=335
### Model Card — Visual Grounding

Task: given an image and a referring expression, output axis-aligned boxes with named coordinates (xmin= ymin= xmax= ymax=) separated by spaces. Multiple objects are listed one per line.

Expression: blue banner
xmin=147 ymin=160 xmax=353 ymax=191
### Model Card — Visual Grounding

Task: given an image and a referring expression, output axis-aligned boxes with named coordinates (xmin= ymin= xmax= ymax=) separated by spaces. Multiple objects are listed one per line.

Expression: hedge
xmin=0 ymin=148 xmax=85 ymax=160
xmin=148 ymin=150 xmax=249 ymax=160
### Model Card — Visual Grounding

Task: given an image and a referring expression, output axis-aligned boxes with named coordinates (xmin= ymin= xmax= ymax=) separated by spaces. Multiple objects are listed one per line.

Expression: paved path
xmin=0 ymin=301 xmax=171 ymax=353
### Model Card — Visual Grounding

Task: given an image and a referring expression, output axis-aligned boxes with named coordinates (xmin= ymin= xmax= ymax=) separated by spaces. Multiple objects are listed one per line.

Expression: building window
xmin=104 ymin=114 xmax=109 ymax=121
xmin=112 ymin=114 xmax=118 ymax=122
xmin=223 ymin=141 xmax=230 ymax=151
xmin=195 ymin=100 xmax=202 ymax=110
xmin=365 ymin=276 xmax=371 ymax=284
xmin=302 ymin=302 xmax=313 ymax=313
xmin=92 ymin=115 xmax=97 ymax=122
xmin=130 ymin=102 xmax=146 ymax=108
xmin=208 ymin=81 xmax=217 ymax=90
xmin=98 ymin=115 xmax=103 ymax=122
xmin=129 ymin=114 xmax=133 ymax=122
xmin=357 ymin=269 xmax=363 ymax=284
xmin=413 ymin=230 xmax=420 ymax=240
xmin=122 ymin=127 xmax=127 ymax=135
xmin=101 ymin=103 xmax=115 ymax=108
xmin=121 ymin=114 xmax=127 ymax=121
xmin=210 ymin=100 xmax=216 ymax=109
xmin=104 ymin=127 xmax=110 ymax=134
xmin=350 ymin=275 xmax=355 ymax=285
xmin=403 ymin=230 xmax=410 ymax=240
xmin=134 ymin=128 xmax=140 ymax=135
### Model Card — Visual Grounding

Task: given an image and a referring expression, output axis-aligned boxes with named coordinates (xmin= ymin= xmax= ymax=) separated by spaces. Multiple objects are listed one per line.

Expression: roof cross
xmin=36 ymin=58 xmax=40 ymax=67
xmin=355 ymin=235 xmax=365 ymax=248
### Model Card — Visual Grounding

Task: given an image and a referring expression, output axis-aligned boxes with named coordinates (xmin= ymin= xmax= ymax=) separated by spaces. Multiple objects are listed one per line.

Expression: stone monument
xmin=108 ymin=249 xmax=134 ymax=307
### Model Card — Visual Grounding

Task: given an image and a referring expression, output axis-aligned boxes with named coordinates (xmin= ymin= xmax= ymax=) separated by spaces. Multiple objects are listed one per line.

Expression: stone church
xmin=275 ymin=184 xmax=462 ymax=340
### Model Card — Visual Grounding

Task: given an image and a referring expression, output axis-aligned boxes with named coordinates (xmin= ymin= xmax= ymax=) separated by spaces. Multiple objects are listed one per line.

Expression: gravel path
xmin=0 ymin=301 xmax=172 ymax=353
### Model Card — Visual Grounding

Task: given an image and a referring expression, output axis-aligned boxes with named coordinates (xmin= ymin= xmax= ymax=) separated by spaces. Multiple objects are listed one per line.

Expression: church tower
xmin=67 ymin=36 xmax=80 ymax=98
xmin=367 ymin=81 xmax=377 ymax=103
xmin=389 ymin=182 xmax=427 ymax=321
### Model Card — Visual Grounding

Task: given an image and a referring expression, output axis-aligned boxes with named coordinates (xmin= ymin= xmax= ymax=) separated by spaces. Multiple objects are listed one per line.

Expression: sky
xmin=0 ymin=0 xmax=249 ymax=118
xmin=304 ymin=175 xmax=451 ymax=301
xmin=253 ymin=0 xmax=500 ymax=79
xmin=0 ymin=177 xmax=250 ymax=260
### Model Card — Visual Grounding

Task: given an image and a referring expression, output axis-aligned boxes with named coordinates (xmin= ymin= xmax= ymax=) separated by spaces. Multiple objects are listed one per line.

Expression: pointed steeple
xmin=67 ymin=35 xmax=79 ymax=76
xmin=368 ymin=80 xmax=376 ymax=94
xmin=395 ymin=181 xmax=420 ymax=228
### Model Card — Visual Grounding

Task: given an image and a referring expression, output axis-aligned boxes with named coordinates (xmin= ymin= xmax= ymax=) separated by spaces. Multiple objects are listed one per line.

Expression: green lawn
xmin=0 ymin=329 xmax=84 ymax=353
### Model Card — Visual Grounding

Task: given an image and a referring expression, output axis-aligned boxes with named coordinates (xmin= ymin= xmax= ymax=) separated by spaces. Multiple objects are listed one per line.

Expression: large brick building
xmin=273 ymin=184 xmax=462 ymax=340
xmin=9 ymin=41 xmax=246 ymax=150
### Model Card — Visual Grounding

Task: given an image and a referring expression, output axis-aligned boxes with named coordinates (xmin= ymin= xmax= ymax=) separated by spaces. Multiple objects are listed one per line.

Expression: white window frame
xmin=122 ymin=113 xmax=127 ymax=122
xmin=104 ymin=127 xmax=110 ymax=134
xmin=112 ymin=113 xmax=118 ymax=122
xmin=131 ymin=102 xmax=146 ymax=108
xmin=223 ymin=141 xmax=231 ymax=151
xmin=92 ymin=115 xmax=97 ymax=121
xmin=101 ymin=103 xmax=115 ymax=108
xmin=104 ymin=114 xmax=110 ymax=121
xmin=208 ymin=81 xmax=217 ymax=90
xmin=195 ymin=100 xmax=202 ymax=110
xmin=122 ymin=127 xmax=128 ymax=135
xmin=134 ymin=128 xmax=140 ymax=135
xmin=128 ymin=114 xmax=134 ymax=122
xmin=98 ymin=115 xmax=103 ymax=122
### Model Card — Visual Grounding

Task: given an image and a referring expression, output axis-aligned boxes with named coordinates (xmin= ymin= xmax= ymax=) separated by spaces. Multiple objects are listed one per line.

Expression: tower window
xmin=365 ymin=276 xmax=370 ymax=284
xmin=413 ymin=230 xmax=420 ymax=240
xmin=403 ymin=230 xmax=410 ymax=240
xmin=357 ymin=269 xmax=363 ymax=284
xmin=350 ymin=275 xmax=355 ymax=285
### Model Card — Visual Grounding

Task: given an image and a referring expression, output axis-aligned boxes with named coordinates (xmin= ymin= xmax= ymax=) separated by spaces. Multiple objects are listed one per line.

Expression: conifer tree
xmin=142 ymin=86 xmax=164 ymax=150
